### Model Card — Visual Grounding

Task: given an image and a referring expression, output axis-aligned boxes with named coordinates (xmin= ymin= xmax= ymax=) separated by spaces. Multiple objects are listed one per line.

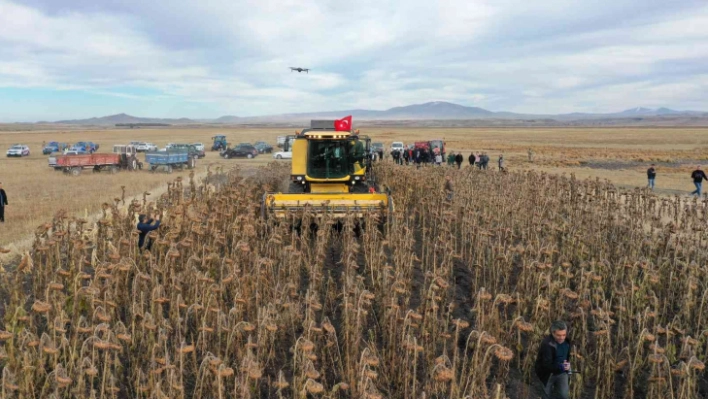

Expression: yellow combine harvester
xmin=263 ymin=120 xmax=392 ymax=220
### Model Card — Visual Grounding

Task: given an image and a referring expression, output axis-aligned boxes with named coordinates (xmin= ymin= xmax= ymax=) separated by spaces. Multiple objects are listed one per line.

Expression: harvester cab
xmin=211 ymin=135 xmax=228 ymax=152
xmin=263 ymin=119 xmax=392 ymax=221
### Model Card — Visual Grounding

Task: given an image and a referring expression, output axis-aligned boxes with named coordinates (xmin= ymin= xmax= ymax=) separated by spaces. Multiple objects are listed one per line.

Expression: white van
xmin=390 ymin=142 xmax=405 ymax=153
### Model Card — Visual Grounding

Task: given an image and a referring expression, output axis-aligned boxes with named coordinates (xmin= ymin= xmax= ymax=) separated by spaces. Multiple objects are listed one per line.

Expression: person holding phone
xmin=535 ymin=320 xmax=572 ymax=399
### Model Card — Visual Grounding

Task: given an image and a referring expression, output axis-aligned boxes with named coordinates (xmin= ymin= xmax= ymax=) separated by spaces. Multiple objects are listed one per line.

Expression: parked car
xmin=65 ymin=146 xmax=87 ymax=155
xmin=276 ymin=136 xmax=287 ymax=148
xmin=272 ymin=149 xmax=292 ymax=160
xmin=6 ymin=144 xmax=30 ymax=157
xmin=254 ymin=141 xmax=273 ymax=154
xmin=43 ymin=141 xmax=69 ymax=155
xmin=74 ymin=141 xmax=99 ymax=153
xmin=390 ymin=141 xmax=405 ymax=153
xmin=192 ymin=143 xmax=206 ymax=158
xmin=135 ymin=142 xmax=157 ymax=152
xmin=168 ymin=143 xmax=201 ymax=159
xmin=222 ymin=144 xmax=258 ymax=159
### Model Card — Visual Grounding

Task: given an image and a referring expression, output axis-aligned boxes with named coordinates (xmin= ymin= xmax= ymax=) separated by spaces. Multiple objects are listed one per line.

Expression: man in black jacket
xmin=0 ymin=182 xmax=7 ymax=223
xmin=455 ymin=152 xmax=463 ymax=169
xmin=535 ymin=320 xmax=571 ymax=399
xmin=468 ymin=152 xmax=476 ymax=166
xmin=691 ymin=166 xmax=707 ymax=196
xmin=647 ymin=164 xmax=656 ymax=190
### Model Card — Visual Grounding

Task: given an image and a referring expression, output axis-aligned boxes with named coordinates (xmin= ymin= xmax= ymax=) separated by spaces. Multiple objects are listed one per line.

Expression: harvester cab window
xmin=308 ymin=140 xmax=350 ymax=178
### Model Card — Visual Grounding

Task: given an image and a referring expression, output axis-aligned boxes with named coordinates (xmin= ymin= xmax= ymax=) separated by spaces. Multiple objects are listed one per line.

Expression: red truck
xmin=52 ymin=145 xmax=142 ymax=176
xmin=413 ymin=139 xmax=446 ymax=162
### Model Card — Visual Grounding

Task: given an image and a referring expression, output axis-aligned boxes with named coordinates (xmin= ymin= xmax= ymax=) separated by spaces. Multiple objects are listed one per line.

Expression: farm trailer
xmin=55 ymin=154 xmax=125 ymax=176
xmin=145 ymin=150 xmax=196 ymax=173
xmin=53 ymin=146 xmax=142 ymax=175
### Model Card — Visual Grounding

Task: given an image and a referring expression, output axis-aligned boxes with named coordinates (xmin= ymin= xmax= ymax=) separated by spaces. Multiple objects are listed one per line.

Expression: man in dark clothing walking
xmin=647 ymin=164 xmax=656 ymax=190
xmin=0 ymin=182 xmax=7 ymax=223
xmin=468 ymin=152 xmax=476 ymax=166
xmin=137 ymin=213 xmax=161 ymax=251
xmin=691 ymin=166 xmax=708 ymax=196
xmin=455 ymin=153 xmax=463 ymax=169
xmin=535 ymin=320 xmax=572 ymax=399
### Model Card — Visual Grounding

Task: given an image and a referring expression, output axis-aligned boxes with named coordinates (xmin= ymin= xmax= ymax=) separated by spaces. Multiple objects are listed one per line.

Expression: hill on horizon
xmin=47 ymin=102 xmax=707 ymax=125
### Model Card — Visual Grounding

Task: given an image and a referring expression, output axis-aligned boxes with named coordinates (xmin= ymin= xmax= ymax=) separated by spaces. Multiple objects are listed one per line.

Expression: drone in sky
xmin=290 ymin=67 xmax=310 ymax=73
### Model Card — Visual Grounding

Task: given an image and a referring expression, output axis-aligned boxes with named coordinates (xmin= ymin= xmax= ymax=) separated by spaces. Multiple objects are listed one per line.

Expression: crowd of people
xmin=383 ymin=147 xmax=507 ymax=171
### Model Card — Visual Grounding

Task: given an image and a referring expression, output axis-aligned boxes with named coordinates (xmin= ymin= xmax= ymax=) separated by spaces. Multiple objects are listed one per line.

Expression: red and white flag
xmin=334 ymin=115 xmax=352 ymax=131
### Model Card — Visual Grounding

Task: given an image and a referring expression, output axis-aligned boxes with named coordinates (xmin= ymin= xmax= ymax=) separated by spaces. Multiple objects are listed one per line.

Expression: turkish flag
xmin=334 ymin=115 xmax=352 ymax=131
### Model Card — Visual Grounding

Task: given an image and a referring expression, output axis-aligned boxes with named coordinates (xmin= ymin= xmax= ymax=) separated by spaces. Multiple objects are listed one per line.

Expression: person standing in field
xmin=137 ymin=213 xmax=161 ymax=251
xmin=536 ymin=320 xmax=572 ymax=399
xmin=647 ymin=164 xmax=656 ymax=190
xmin=447 ymin=151 xmax=455 ymax=166
xmin=435 ymin=152 xmax=443 ymax=166
xmin=444 ymin=176 xmax=454 ymax=201
xmin=528 ymin=148 xmax=534 ymax=162
xmin=468 ymin=152 xmax=476 ymax=167
xmin=0 ymin=182 xmax=8 ymax=223
xmin=498 ymin=155 xmax=505 ymax=172
xmin=691 ymin=166 xmax=708 ymax=196
xmin=455 ymin=152 xmax=463 ymax=169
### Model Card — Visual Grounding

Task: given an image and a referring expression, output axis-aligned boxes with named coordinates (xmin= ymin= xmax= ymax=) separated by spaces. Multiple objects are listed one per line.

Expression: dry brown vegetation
xmin=1 ymin=126 xmax=707 ymax=248
xmin=1 ymin=159 xmax=708 ymax=398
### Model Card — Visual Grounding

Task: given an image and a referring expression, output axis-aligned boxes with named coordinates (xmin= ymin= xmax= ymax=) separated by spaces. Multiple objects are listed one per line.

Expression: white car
xmin=273 ymin=150 xmax=292 ymax=160
xmin=136 ymin=142 xmax=157 ymax=152
xmin=6 ymin=144 xmax=30 ymax=157
xmin=193 ymin=143 xmax=205 ymax=152
xmin=390 ymin=142 xmax=405 ymax=153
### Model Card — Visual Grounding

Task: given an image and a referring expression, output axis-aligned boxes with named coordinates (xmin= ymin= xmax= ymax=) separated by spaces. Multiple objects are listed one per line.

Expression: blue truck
xmin=145 ymin=150 xmax=196 ymax=173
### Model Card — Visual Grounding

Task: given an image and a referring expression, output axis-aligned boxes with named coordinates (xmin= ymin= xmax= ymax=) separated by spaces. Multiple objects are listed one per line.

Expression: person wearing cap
xmin=0 ymin=182 xmax=7 ymax=223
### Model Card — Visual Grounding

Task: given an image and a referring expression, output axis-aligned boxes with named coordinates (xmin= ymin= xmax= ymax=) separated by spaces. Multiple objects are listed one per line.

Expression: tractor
xmin=212 ymin=135 xmax=228 ymax=152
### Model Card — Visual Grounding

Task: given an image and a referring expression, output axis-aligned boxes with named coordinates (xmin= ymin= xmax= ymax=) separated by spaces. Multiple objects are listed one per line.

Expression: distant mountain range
xmin=49 ymin=102 xmax=707 ymax=125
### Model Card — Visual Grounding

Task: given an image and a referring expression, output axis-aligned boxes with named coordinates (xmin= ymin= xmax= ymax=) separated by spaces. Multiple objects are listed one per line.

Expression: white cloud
xmin=0 ymin=0 xmax=707 ymax=119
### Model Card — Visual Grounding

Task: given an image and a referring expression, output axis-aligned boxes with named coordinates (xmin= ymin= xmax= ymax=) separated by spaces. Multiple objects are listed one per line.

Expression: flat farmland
xmin=0 ymin=126 xmax=707 ymax=248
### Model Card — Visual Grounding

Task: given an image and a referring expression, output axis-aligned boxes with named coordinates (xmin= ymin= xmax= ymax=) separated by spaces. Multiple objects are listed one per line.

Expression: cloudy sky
xmin=0 ymin=0 xmax=706 ymax=121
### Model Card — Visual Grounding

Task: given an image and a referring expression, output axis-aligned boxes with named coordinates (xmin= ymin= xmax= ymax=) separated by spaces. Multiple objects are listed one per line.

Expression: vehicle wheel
xmin=276 ymin=154 xmax=282 ymax=159
xmin=93 ymin=166 xmax=101 ymax=173
xmin=130 ymin=159 xmax=137 ymax=170
xmin=166 ymin=165 xmax=173 ymax=174
xmin=71 ymin=167 xmax=81 ymax=176
xmin=150 ymin=165 xmax=156 ymax=173
xmin=224 ymin=153 xmax=231 ymax=159
xmin=247 ymin=154 xmax=253 ymax=159
xmin=138 ymin=162 xmax=143 ymax=170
